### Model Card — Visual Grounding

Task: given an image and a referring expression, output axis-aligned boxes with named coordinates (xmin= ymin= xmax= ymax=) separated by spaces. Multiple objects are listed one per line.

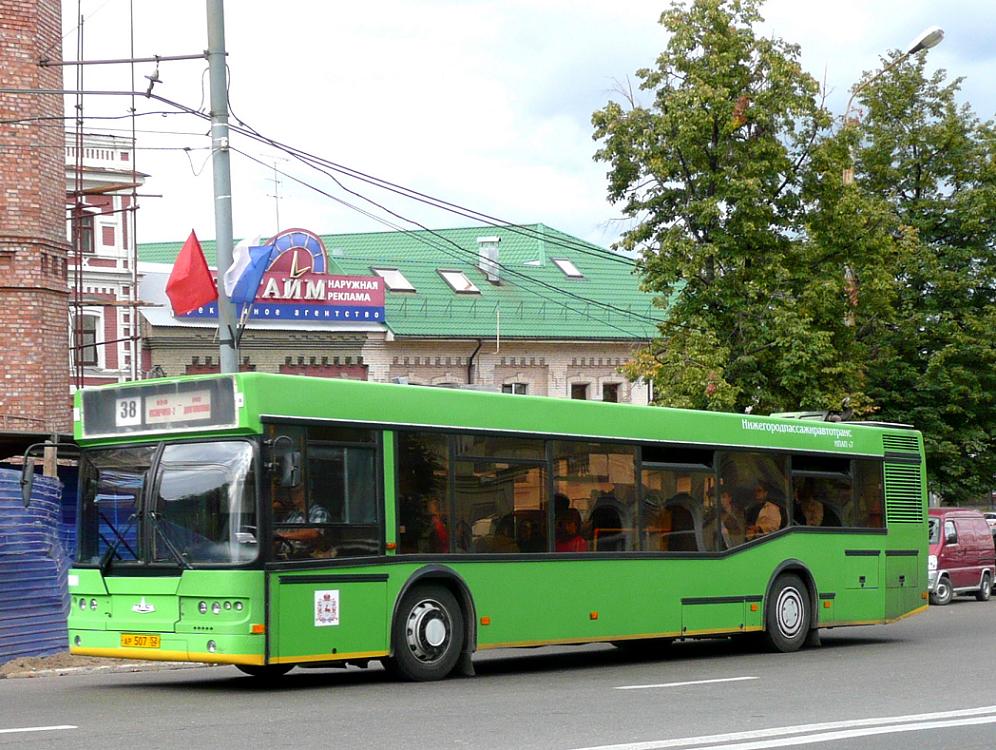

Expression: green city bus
xmin=61 ymin=373 xmax=927 ymax=680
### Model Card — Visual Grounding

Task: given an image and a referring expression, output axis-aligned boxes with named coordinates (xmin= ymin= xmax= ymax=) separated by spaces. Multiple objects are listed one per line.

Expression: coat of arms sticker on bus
xmin=315 ymin=590 xmax=340 ymax=627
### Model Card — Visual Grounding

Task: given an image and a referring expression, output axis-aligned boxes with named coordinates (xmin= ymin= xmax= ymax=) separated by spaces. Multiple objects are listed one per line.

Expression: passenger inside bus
xmin=555 ymin=494 xmax=587 ymax=552
xmin=746 ymin=481 xmax=784 ymax=540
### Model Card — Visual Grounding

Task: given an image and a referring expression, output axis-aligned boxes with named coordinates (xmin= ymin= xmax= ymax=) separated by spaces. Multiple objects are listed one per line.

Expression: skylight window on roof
xmin=438 ymin=270 xmax=480 ymax=294
xmin=372 ymin=267 xmax=415 ymax=292
xmin=552 ymin=258 xmax=584 ymax=278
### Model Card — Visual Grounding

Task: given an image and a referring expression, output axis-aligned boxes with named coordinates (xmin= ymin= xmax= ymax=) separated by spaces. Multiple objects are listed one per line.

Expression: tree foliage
xmin=594 ymin=0 xmax=995 ymax=501
xmin=855 ymin=55 xmax=996 ymax=503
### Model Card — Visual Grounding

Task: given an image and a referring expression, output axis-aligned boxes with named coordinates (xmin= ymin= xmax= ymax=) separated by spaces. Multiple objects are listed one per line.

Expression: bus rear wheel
xmin=235 ymin=664 xmax=293 ymax=679
xmin=763 ymin=574 xmax=810 ymax=653
xmin=387 ymin=584 xmax=464 ymax=682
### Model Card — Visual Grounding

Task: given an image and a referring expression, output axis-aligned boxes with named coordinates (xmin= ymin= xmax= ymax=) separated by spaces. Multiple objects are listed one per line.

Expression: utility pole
xmin=206 ymin=0 xmax=238 ymax=373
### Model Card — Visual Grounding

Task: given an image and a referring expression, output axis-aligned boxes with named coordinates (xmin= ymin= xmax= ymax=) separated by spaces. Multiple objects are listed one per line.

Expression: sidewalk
xmin=0 ymin=652 xmax=213 ymax=679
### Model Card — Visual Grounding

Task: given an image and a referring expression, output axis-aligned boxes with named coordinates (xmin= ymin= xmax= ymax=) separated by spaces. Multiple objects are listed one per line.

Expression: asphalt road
xmin=1 ymin=598 xmax=994 ymax=750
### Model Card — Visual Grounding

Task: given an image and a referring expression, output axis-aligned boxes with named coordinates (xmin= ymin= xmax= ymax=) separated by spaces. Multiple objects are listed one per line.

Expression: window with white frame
xmin=502 ymin=383 xmax=528 ymax=395
xmin=371 ymin=267 xmax=415 ymax=292
xmin=73 ymin=312 xmax=101 ymax=368
xmin=438 ymin=269 xmax=480 ymax=294
xmin=552 ymin=258 xmax=584 ymax=278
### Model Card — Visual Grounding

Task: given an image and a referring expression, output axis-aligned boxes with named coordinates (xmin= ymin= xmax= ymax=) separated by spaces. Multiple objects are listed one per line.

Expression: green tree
xmin=592 ymin=0 xmax=883 ymax=414
xmin=854 ymin=55 xmax=996 ymax=503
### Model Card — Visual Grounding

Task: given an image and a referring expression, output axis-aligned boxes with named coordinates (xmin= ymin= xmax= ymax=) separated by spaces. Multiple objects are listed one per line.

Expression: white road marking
xmin=570 ymin=704 xmax=996 ymax=750
xmin=0 ymin=725 xmax=77 ymax=735
xmin=615 ymin=676 xmax=760 ymax=690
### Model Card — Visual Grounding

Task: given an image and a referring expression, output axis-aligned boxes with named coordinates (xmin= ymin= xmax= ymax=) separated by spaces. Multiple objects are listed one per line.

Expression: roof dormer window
xmin=552 ymin=258 xmax=584 ymax=278
xmin=372 ymin=267 xmax=415 ymax=292
xmin=438 ymin=269 xmax=480 ymax=294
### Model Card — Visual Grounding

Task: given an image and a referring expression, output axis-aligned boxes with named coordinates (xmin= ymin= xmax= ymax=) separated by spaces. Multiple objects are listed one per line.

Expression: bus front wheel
xmin=763 ymin=574 xmax=811 ymax=653
xmin=387 ymin=584 xmax=464 ymax=682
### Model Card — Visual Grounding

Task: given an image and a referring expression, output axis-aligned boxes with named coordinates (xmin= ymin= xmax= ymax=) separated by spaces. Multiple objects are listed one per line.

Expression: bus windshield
xmin=77 ymin=441 xmax=258 ymax=567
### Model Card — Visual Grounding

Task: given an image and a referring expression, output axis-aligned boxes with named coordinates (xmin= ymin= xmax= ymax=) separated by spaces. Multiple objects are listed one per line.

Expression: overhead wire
xmin=40 ymin=86 xmax=666 ymax=331
xmin=230 ymin=146 xmax=657 ymax=338
xmin=230 ymin=144 xmax=663 ymax=329
xmin=222 ymin=91 xmax=639 ymax=268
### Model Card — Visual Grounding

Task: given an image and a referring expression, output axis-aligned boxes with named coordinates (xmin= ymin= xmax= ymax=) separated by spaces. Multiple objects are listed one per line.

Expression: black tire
xmin=387 ymin=584 xmax=464 ymax=682
xmin=763 ymin=574 xmax=811 ymax=653
xmin=975 ymin=573 xmax=992 ymax=602
xmin=235 ymin=664 xmax=293 ymax=679
xmin=931 ymin=576 xmax=953 ymax=605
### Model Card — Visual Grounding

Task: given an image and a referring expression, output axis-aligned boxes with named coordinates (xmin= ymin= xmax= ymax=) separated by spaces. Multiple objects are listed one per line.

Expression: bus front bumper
xmin=69 ymin=630 xmax=266 ymax=666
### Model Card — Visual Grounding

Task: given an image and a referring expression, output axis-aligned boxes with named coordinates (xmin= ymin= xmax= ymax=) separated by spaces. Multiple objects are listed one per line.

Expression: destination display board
xmin=80 ymin=377 xmax=239 ymax=439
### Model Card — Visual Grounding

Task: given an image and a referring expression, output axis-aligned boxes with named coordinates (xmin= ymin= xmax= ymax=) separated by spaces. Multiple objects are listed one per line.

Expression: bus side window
xmin=396 ymin=431 xmax=451 ymax=554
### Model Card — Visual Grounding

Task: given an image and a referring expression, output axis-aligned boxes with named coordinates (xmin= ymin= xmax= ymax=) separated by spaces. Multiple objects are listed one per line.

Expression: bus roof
xmin=74 ymin=373 xmax=921 ymax=459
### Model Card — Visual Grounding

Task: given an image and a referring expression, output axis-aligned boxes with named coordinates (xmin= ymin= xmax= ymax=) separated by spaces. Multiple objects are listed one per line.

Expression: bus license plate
xmin=120 ymin=633 xmax=160 ymax=649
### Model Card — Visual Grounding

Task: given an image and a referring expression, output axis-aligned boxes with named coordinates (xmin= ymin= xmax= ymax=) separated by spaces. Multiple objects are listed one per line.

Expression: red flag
xmin=165 ymin=230 xmax=218 ymax=316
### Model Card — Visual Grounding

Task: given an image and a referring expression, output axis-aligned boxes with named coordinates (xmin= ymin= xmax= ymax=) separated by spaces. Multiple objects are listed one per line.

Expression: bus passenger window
xmin=641 ymin=466 xmax=716 ymax=552
xmin=718 ymin=452 xmax=788 ymax=542
xmin=553 ymin=441 xmax=637 ymax=553
xmin=397 ymin=432 xmax=451 ymax=554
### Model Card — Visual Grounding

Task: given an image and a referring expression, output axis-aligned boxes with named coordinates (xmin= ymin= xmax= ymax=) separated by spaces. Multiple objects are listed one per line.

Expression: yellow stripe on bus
xmin=269 ymin=650 xmax=389 ymax=665
xmin=70 ymin=645 xmax=265 ymax=666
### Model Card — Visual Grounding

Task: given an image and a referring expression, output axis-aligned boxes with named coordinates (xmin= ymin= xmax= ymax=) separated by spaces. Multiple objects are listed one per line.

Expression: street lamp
xmin=841 ymin=25 xmax=944 ymax=185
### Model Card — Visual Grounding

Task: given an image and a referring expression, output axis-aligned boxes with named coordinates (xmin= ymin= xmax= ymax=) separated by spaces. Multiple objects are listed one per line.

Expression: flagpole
xmin=206 ymin=0 xmax=239 ymax=373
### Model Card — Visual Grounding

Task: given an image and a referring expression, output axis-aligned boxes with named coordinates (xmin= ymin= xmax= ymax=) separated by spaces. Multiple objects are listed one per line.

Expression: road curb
xmin=2 ymin=662 xmax=214 ymax=679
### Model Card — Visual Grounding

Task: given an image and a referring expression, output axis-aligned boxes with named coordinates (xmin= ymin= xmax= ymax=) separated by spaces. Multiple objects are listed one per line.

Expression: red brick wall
xmin=0 ymin=0 xmax=71 ymax=431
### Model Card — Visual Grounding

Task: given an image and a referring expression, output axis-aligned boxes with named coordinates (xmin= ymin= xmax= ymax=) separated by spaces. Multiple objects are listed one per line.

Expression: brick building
xmin=0 ymin=0 xmax=71 ymax=434
xmin=138 ymin=225 xmax=661 ymax=405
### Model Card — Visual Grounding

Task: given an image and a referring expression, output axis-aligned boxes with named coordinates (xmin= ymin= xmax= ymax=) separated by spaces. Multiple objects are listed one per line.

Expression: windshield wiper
xmin=149 ymin=511 xmax=193 ymax=570
xmin=98 ymin=512 xmax=138 ymax=575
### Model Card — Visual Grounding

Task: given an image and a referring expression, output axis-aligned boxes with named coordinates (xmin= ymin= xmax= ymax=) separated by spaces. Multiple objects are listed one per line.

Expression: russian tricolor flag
xmin=223 ymin=236 xmax=275 ymax=306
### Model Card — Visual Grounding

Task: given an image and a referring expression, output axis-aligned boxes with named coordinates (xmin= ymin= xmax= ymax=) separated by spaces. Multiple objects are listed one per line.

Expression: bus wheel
xmin=389 ymin=584 xmax=464 ymax=682
xmin=235 ymin=664 xmax=293 ymax=679
xmin=975 ymin=573 xmax=992 ymax=602
xmin=764 ymin=574 xmax=810 ymax=653
xmin=931 ymin=576 xmax=953 ymax=606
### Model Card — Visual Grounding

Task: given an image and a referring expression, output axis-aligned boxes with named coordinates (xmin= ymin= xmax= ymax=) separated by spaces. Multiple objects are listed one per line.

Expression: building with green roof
xmin=137 ymin=224 xmax=664 ymax=404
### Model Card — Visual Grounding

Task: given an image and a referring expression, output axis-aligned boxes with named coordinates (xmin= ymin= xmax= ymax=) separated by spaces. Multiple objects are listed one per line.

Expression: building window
xmin=552 ymin=258 xmax=584 ymax=278
xmin=74 ymin=313 xmax=99 ymax=367
xmin=438 ymin=269 xmax=480 ymax=294
xmin=602 ymin=383 xmax=620 ymax=402
xmin=72 ymin=210 xmax=95 ymax=254
xmin=502 ymin=383 xmax=528 ymax=395
xmin=371 ymin=267 xmax=415 ymax=292
xmin=571 ymin=383 xmax=588 ymax=400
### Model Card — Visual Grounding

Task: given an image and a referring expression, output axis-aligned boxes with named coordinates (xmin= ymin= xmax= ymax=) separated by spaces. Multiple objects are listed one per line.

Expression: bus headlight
xmin=198 ymin=601 xmax=208 ymax=615
xmin=928 ymin=554 xmax=937 ymax=571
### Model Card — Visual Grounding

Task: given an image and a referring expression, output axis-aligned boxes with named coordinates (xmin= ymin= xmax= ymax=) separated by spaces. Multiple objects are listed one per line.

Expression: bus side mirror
xmin=267 ymin=435 xmax=301 ymax=488
xmin=20 ymin=457 xmax=35 ymax=508
xmin=280 ymin=450 xmax=301 ymax=488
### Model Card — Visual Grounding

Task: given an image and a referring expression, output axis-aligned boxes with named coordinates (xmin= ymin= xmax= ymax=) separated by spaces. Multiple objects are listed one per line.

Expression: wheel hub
xmin=776 ymin=587 xmax=803 ymax=637
xmin=405 ymin=599 xmax=450 ymax=663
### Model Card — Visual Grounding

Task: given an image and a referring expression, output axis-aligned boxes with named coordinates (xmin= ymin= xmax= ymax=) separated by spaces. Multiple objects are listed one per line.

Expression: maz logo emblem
xmin=131 ymin=597 xmax=156 ymax=614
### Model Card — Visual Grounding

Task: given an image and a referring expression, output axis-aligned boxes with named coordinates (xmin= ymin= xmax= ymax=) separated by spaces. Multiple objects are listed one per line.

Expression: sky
xmin=61 ymin=0 xmax=996 ymax=249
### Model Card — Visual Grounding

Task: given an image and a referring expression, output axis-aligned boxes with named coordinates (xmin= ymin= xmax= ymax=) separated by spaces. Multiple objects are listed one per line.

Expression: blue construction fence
xmin=0 ymin=467 xmax=72 ymax=665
